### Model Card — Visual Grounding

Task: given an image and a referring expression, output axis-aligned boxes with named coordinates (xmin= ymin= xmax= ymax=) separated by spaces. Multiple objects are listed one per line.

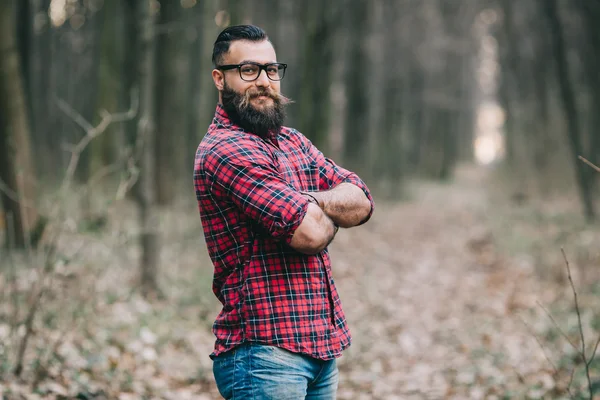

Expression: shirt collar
xmin=214 ymin=103 xmax=233 ymax=127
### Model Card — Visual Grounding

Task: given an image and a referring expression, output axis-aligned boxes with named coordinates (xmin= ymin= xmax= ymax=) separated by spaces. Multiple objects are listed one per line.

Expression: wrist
xmin=302 ymin=192 xmax=324 ymax=210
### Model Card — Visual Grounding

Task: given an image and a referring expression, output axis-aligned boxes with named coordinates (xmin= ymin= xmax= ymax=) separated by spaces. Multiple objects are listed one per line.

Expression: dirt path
xmin=329 ymin=165 xmax=564 ymax=399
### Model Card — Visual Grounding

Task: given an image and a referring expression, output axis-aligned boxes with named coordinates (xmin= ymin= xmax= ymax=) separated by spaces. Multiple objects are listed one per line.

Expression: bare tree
xmin=576 ymin=0 xmax=600 ymax=190
xmin=342 ymin=0 xmax=371 ymax=176
xmin=297 ymin=1 xmax=339 ymax=152
xmin=0 ymin=0 xmax=39 ymax=248
xmin=185 ymin=3 xmax=204 ymax=176
xmin=16 ymin=0 xmax=33 ymax=131
xmin=541 ymin=0 xmax=595 ymax=220
xmin=155 ymin=1 xmax=188 ymax=205
xmin=137 ymin=0 xmax=161 ymax=298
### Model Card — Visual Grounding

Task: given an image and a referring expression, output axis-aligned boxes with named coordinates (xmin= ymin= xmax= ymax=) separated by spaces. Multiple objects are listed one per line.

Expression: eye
xmin=241 ymin=65 xmax=258 ymax=74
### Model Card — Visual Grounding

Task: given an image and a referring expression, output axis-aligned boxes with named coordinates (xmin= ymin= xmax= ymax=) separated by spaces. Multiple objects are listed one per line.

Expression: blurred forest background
xmin=1 ymin=0 xmax=599 ymax=398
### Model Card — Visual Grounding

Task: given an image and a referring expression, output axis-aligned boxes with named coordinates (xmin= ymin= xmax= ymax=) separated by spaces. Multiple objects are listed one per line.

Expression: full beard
xmin=221 ymin=82 xmax=290 ymax=138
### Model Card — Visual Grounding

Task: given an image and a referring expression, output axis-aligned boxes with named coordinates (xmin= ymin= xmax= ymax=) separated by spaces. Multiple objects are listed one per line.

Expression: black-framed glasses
xmin=217 ymin=62 xmax=287 ymax=82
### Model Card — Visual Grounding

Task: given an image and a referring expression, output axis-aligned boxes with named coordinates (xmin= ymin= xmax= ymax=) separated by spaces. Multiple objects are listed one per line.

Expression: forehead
xmin=224 ymin=40 xmax=277 ymax=64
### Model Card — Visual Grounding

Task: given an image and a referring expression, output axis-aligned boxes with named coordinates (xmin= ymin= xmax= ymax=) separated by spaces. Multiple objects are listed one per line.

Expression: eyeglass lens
xmin=240 ymin=64 xmax=285 ymax=81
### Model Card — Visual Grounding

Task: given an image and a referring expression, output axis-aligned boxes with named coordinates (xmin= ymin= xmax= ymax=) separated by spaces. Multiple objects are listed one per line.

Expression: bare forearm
xmin=306 ymin=183 xmax=371 ymax=228
xmin=289 ymin=203 xmax=338 ymax=254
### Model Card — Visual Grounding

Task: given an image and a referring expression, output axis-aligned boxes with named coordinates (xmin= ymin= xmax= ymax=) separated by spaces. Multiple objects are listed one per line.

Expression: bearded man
xmin=193 ymin=24 xmax=374 ymax=400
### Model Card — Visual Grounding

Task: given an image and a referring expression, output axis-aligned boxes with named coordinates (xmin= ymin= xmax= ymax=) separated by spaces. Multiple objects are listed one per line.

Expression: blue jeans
xmin=212 ymin=343 xmax=339 ymax=399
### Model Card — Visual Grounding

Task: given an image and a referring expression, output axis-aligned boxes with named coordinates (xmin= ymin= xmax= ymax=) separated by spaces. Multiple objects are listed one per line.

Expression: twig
xmin=561 ymin=248 xmax=593 ymax=400
xmin=6 ymin=213 xmax=20 ymax=338
xmin=520 ymin=316 xmax=560 ymax=372
xmin=31 ymin=326 xmax=68 ymax=389
xmin=55 ymin=87 xmax=139 ymax=193
xmin=77 ymin=148 xmax=140 ymax=202
xmin=12 ymin=90 xmax=139 ymax=378
xmin=567 ymin=365 xmax=577 ymax=396
xmin=537 ymin=300 xmax=579 ymax=352
xmin=578 ymin=156 xmax=600 ymax=173
xmin=115 ymin=158 xmax=140 ymax=200
xmin=0 ymin=178 xmax=38 ymax=211
xmin=13 ymin=252 xmax=53 ymax=377
xmin=587 ymin=333 xmax=600 ymax=369
xmin=519 ymin=315 xmax=575 ymax=399
xmin=32 ymin=273 xmax=91 ymax=391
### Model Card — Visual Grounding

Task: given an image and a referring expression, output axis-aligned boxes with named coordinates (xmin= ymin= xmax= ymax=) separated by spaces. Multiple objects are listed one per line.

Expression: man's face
xmin=212 ymin=40 xmax=289 ymax=137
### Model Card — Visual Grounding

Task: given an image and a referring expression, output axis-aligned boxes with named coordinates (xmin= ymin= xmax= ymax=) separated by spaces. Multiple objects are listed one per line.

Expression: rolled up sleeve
xmin=206 ymin=144 xmax=309 ymax=244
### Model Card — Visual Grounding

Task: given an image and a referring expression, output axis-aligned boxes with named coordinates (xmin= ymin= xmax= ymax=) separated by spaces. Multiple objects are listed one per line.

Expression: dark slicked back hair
xmin=212 ymin=25 xmax=270 ymax=67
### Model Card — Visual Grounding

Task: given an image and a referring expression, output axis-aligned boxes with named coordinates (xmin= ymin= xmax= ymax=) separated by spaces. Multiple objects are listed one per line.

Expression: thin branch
xmin=12 ymin=89 xmax=139 ymax=378
xmin=6 ymin=213 xmax=20 ymax=339
xmin=80 ymin=153 xmax=136 ymax=195
xmin=537 ymin=300 xmax=579 ymax=352
xmin=567 ymin=365 xmax=577 ymax=396
xmin=115 ymin=160 xmax=140 ymax=201
xmin=0 ymin=178 xmax=38 ymax=211
xmin=587 ymin=333 xmax=600 ymax=369
xmin=519 ymin=315 xmax=576 ymax=399
xmin=55 ymin=98 xmax=94 ymax=133
xmin=13 ymin=256 xmax=51 ymax=376
xmin=578 ymin=156 xmax=600 ymax=173
xmin=55 ymin=87 xmax=139 ymax=192
xmin=520 ymin=316 xmax=559 ymax=372
xmin=561 ymin=248 xmax=593 ymax=400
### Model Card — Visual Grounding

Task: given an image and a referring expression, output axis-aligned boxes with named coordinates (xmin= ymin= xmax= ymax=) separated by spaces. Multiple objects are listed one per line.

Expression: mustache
xmin=239 ymin=88 xmax=293 ymax=109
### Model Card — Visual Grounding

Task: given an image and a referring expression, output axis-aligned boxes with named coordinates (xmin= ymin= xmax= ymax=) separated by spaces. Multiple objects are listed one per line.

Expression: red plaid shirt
xmin=194 ymin=105 xmax=374 ymax=360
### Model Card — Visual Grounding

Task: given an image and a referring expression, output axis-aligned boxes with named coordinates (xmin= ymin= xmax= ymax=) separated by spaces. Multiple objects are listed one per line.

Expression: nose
xmin=254 ymin=68 xmax=270 ymax=87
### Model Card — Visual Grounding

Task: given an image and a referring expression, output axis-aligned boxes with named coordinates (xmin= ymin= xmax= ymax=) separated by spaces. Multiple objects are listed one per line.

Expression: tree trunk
xmin=16 ymin=0 xmax=34 ymax=140
xmin=123 ymin=0 xmax=139 ymax=149
xmin=498 ymin=0 xmax=521 ymax=166
xmin=438 ymin=108 xmax=456 ymax=181
xmin=342 ymin=0 xmax=370 ymax=176
xmin=185 ymin=4 xmax=204 ymax=176
xmin=406 ymin=65 xmax=425 ymax=174
xmin=72 ymin=5 xmax=103 ymax=187
xmin=576 ymin=0 xmax=600 ymax=190
xmin=30 ymin=0 xmax=52 ymax=175
xmin=155 ymin=1 xmax=189 ymax=205
xmin=0 ymin=0 xmax=38 ymax=248
xmin=274 ymin=0 xmax=301 ymax=128
xmin=226 ymin=0 xmax=246 ymax=25
xmin=542 ymin=0 xmax=595 ymax=220
xmin=119 ymin=0 xmax=141 ymax=203
xmin=298 ymin=2 xmax=337 ymax=152
xmin=375 ymin=0 xmax=404 ymax=190
xmin=197 ymin=0 xmax=222 ymax=136
xmin=96 ymin=0 xmax=128 ymax=168
xmin=137 ymin=0 xmax=161 ymax=299
xmin=531 ymin=32 xmax=551 ymax=176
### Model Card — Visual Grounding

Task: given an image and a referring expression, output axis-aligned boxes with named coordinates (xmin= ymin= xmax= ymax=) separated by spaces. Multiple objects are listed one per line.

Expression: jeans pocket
xmin=250 ymin=344 xmax=303 ymax=369
xmin=212 ymin=348 xmax=238 ymax=399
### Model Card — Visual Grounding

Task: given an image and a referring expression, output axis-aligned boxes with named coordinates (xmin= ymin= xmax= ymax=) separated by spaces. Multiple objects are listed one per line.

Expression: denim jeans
xmin=212 ymin=343 xmax=339 ymax=399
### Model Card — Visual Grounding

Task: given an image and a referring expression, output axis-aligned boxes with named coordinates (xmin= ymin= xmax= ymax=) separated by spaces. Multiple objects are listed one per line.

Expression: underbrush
xmin=0 ymin=200 xmax=221 ymax=399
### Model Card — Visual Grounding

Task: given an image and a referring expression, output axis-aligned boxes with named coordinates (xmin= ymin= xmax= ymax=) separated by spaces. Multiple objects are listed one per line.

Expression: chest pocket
xmin=296 ymin=160 xmax=320 ymax=192
xmin=276 ymin=152 xmax=319 ymax=192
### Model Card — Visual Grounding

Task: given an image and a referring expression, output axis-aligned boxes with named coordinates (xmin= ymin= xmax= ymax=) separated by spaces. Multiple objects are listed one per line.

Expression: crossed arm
xmin=205 ymin=136 xmax=373 ymax=256
xmin=289 ymin=183 xmax=372 ymax=254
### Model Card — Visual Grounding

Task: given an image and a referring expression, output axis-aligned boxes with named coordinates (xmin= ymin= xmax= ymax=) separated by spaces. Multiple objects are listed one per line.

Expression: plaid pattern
xmin=194 ymin=105 xmax=374 ymax=360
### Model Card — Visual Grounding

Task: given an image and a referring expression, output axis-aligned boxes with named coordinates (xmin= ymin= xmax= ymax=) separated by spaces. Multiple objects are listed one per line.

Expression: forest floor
xmin=1 ymin=163 xmax=600 ymax=399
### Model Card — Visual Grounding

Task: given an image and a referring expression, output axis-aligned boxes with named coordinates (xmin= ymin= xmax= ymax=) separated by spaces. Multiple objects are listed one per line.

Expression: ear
xmin=212 ymin=69 xmax=224 ymax=91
